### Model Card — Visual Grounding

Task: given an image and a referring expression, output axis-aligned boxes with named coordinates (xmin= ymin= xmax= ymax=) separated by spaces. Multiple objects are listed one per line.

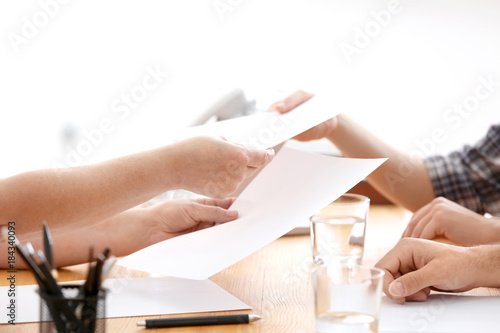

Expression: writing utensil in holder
xmin=33 ymin=250 xmax=79 ymax=331
xmin=83 ymin=247 xmax=95 ymax=297
xmin=101 ymin=255 xmax=117 ymax=281
xmin=136 ymin=314 xmax=262 ymax=329
xmin=42 ymin=222 xmax=58 ymax=280
xmin=34 ymin=250 xmax=62 ymax=296
xmin=92 ymin=252 xmax=107 ymax=294
xmin=1 ymin=234 xmax=48 ymax=291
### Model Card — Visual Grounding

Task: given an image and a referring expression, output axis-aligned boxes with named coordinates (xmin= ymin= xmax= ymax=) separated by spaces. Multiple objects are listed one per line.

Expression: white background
xmin=1 ymin=0 xmax=499 ymax=177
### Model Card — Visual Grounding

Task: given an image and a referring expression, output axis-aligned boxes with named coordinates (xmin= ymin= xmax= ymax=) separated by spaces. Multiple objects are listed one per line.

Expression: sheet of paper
xmin=0 ymin=277 xmax=250 ymax=324
xmin=379 ymin=294 xmax=500 ymax=333
xmin=177 ymin=95 xmax=340 ymax=149
xmin=119 ymin=147 xmax=386 ymax=279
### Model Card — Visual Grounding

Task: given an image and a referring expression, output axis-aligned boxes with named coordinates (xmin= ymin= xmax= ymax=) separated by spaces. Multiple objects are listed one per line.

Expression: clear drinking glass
xmin=310 ymin=194 xmax=370 ymax=265
xmin=312 ymin=265 xmax=384 ymax=333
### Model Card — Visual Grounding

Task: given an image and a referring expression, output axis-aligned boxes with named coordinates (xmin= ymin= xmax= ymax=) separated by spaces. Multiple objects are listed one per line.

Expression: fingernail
xmin=274 ymin=101 xmax=285 ymax=111
xmin=226 ymin=210 xmax=238 ymax=217
xmin=395 ymin=297 xmax=405 ymax=305
xmin=389 ymin=281 xmax=406 ymax=297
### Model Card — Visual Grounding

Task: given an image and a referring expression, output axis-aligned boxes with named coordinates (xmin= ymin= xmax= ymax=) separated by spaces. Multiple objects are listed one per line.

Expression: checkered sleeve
xmin=424 ymin=124 xmax=500 ymax=216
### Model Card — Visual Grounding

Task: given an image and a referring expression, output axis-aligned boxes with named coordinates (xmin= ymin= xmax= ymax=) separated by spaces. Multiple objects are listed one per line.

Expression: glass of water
xmin=312 ymin=265 xmax=384 ymax=333
xmin=310 ymin=194 xmax=370 ymax=265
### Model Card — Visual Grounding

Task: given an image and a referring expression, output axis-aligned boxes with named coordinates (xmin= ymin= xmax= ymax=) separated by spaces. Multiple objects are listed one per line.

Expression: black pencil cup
xmin=38 ymin=285 xmax=106 ymax=333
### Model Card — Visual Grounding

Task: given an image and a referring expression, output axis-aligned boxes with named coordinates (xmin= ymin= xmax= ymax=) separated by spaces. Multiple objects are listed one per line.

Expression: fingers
xmin=409 ymin=213 xmax=432 ymax=239
xmin=375 ymin=247 xmax=405 ymax=302
xmin=405 ymin=288 xmax=431 ymax=302
xmin=267 ymin=90 xmax=315 ymax=114
xmin=388 ymin=265 xmax=435 ymax=302
xmin=188 ymin=201 xmax=238 ymax=225
xmin=194 ymin=197 xmax=236 ymax=210
xmin=402 ymin=200 xmax=434 ymax=238
xmin=419 ymin=222 xmax=438 ymax=240
xmin=375 ymin=238 xmax=434 ymax=304
xmin=245 ymin=148 xmax=275 ymax=168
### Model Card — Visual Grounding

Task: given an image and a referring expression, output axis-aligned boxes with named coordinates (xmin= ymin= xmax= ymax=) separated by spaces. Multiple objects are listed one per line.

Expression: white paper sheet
xmin=379 ymin=294 xmax=500 ymax=333
xmin=178 ymin=95 xmax=340 ymax=149
xmin=0 ymin=277 xmax=250 ymax=324
xmin=119 ymin=147 xmax=386 ymax=279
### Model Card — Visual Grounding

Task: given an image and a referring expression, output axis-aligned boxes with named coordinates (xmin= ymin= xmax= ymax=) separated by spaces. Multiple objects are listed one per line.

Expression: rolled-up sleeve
xmin=425 ymin=125 xmax=500 ymax=216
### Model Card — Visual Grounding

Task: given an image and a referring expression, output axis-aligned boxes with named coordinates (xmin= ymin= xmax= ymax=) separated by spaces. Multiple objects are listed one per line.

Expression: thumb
xmin=389 ymin=267 xmax=434 ymax=298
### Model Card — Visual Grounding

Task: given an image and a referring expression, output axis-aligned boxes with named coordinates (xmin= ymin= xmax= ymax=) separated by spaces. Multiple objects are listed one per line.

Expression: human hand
xmin=145 ymin=197 xmax=238 ymax=245
xmin=374 ymin=238 xmax=479 ymax=304
xmin=402 ymin=197 xmax=500 ymax=246
xmin=172 ymin=136 xmax=274 ymax=198
xmin=267 ymin=90 xmax=338 ymax=141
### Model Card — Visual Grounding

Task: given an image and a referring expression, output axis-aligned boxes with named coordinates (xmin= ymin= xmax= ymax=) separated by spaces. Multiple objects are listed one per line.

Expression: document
xmin=379 ymin=294 xmax=500 ymax=332
xmin=177 ymin=95 xmax=340 ymax=149
xmin=0 ymin=277 xmax=250 ymax=324
xmin=118 ymin=147 xmax=386 ymax=279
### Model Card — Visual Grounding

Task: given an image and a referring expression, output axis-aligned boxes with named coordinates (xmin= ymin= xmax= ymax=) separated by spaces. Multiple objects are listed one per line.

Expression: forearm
xmin=0 ymin=144 xmax=183 ymax=234
xmin=328 ymin=114 xmax=435 ymax=211
xmin=0 ymin=208 xmax=157 ymax=269
xmin=468 ymin=243 xmax=500 ymax=288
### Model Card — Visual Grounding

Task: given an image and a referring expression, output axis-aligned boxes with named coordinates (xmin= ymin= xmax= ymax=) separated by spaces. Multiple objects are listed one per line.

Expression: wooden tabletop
xmin=2 ymin=205 xmax=498 ymax=332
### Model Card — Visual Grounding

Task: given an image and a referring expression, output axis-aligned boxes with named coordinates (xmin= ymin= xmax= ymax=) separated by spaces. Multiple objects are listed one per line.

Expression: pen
xmin=137 ymin=314 xmax=262 ymax=328
xmin=42 ymin=222 xmax=53 ymax=267
xmin=42 ymin=222 xmax=58 ymax=280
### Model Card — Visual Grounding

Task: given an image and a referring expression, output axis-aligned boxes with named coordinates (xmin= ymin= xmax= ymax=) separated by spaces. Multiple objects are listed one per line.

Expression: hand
xmin=145 ymin=197 xmax=238 ymax=245
xmin=402 ymin=197 xmax=500 ymax=246
xmin=375 ymin=238 xmax=480 ymax=304
xmin=173 ymin=136 xmax=275 ymax=198
xmin=267 ymin=90 xmax=338 ymax=141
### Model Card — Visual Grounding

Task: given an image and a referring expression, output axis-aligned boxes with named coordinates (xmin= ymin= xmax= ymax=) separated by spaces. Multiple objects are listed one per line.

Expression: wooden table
xmin=2 ymin=205 xmax=499 ymax=332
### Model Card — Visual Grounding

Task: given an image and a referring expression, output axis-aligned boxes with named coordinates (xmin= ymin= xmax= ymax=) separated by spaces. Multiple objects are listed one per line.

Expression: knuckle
xmin=236 ymin=151 xmax=249 ymax=166
xmin=433 ymin=197 xmax=447 ymax=205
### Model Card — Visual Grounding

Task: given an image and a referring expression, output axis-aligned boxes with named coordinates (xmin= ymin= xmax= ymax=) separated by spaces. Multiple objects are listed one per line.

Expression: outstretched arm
xmin=268 ymin=90 xmax=435 ymax=211
xmin=0 ymin=136 xmax=274 ymax=234
xmin=1 ymin=197 xmax=239 ymax=269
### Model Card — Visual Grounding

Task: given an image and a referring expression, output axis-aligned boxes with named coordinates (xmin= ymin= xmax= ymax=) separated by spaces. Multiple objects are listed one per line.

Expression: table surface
xmin=2 ymin=205 xmax=499 ymax=332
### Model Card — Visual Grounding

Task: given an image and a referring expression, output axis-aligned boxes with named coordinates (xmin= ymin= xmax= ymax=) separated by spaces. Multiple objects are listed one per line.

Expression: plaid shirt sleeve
xmin=424 ymin=124 xmax=500 ymax=216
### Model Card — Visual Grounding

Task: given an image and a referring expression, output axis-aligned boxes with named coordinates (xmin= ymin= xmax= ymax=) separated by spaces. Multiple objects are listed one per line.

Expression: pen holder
xmin=38 ymin=285 xmax=106 ymax=333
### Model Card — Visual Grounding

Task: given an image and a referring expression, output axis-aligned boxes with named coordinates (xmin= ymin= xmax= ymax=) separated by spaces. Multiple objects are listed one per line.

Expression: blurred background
xmin=0 ymin=0 xmax=499 ymax=178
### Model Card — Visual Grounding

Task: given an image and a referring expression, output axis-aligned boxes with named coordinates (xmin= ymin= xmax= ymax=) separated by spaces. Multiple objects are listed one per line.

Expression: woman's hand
xmin=267 ymin=90 xmax=338 ymax=141
xmin=172 ymin=136 xmax=274 ymax=198
xmin=145 ymin=197 xmax=238 ymax=244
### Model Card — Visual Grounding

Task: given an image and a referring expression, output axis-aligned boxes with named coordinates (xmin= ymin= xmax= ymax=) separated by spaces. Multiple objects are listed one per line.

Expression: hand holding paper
xmin=119 ymin=95 xmax=385 ymax=279
xmin=179 ymin=95 xmax=340 ymax=149
xmin=119 ymin=147 xmax=386 ymax=279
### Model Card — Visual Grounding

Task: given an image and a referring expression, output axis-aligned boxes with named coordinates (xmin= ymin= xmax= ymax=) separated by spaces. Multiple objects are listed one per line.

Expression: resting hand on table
xmin=374 ymin=238 xmax=500 ymax=304
xmin=402 ymin=197 xmax=500 ymax=246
